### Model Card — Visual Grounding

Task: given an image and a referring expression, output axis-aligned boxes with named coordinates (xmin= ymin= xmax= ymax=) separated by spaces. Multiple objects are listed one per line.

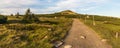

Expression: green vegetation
xmin=22 ymin=8 xmax=39 ymax=23
xmin=0 ymin=15 xmax=7 ymax=24
xmin=0 ymin=9 xmax=74 ymax=48
xmin=15 ymin=12 xmax=20 ymax=18
xmin=80 ymin=15 xmax=120 ymax=48
xmin=0 ymin=14 xmax=72 ymax=48
xmin=0 ymin=9 xmax=120 ymax=48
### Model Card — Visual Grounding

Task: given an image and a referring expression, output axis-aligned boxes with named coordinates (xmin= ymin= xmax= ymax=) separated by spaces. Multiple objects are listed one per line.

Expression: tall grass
xmin=0 ymin=16 xmax=72 ymax=48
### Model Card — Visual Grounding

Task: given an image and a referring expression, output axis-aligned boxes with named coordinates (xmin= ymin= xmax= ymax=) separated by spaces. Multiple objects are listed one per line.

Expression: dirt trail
xmin=61 ymin=19 xmax=112 ymax=48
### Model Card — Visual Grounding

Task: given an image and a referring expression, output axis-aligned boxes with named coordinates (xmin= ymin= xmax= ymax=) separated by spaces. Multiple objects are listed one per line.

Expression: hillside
xmin=55 ymin=10 xmax=78 ymax=15
xmin=0 ymin=10 xmax=120 ymax=48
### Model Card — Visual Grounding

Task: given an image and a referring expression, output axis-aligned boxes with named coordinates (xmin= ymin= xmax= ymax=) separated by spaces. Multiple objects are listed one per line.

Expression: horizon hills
xmin=1 ymin=9 xmax=119 ymax=18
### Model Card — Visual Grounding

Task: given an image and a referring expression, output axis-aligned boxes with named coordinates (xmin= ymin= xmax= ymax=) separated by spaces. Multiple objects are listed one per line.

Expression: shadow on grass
xmin=7 ymin=20 xmax=21 ymax=24
xmin=39 ymin=21 xmax=59 ymax=25
xmin=7 ymin=20 xmax=59 ymax=25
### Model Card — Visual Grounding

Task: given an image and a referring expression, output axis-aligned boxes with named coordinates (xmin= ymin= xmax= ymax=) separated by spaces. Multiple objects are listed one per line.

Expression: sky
xmin=0 ymin=0 xmax=120 ymax=17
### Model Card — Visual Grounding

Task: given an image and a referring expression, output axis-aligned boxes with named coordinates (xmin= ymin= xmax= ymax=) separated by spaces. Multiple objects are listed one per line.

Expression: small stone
xmin=101 ymin=39 xmax=107 ymax=42
xmin=80 ymin=35 xmax=86 ymax=39
xmin=64 ymin=45 xmax=72 ymax=48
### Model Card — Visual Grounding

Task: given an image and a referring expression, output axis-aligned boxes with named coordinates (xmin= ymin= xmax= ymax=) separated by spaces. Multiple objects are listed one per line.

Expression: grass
xmin=0 ymin=16 xmax=72 ymax=48
xmin=80 ymin=16 xmax=120 ymax=48
xmin=1 ymin=14 xmax=120 ymax=48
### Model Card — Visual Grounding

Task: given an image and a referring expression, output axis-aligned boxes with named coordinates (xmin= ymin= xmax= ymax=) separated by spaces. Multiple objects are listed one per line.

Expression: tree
xmin=10 ymin=14 xmax=14 ymax=16
xmin=25 ymin=8 xmax=30 ymax=15
xmin=16 ymin=12 xmax=19 ymax=18
xmin=22 ymin=8 xmax=39 ymax=23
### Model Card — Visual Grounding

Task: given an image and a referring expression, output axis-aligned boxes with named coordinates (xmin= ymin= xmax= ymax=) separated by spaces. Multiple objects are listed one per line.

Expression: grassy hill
xmin=56 ymin=10 xmax=77 ymax=15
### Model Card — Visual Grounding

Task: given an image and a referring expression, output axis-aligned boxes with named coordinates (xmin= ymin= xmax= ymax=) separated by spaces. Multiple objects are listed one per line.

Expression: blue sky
xmin=0 ymin=0 xmax=120 ymax=17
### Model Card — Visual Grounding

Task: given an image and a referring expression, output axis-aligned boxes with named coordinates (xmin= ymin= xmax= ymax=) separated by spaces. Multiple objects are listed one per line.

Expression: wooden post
xmin=93 ymin=15 xmax=95 ymax=26
xmin=115 ymin=32 xmax=118 ymax=39
xmin=79 ymin=15 xmax=81 ymax=19
xmin=85 ymin=16 xmax=86 ymax=23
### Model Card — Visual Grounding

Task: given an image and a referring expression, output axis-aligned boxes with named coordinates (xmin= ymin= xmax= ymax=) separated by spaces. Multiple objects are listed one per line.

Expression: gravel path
xmin=61 ymin=19 xmax=112 ymax=48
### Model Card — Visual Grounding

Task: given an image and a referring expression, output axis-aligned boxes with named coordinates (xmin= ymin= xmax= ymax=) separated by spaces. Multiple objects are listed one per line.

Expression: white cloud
xmin=0 ymin=8 xmax=27 ymax=15
xmin=48 ymin=0 xmax=53 ymax=3
xmin=0 ymin=0 xmax=38 ymax=8
xmin=0 ymin=0 xmax=39 ymax=15
xmin=79 ymin=6 xmax=99 ymax=11
xmin=43 ymin=0 xmax=108 ymax=13
xmin=0 ymin=0 xmax=109 ymax=15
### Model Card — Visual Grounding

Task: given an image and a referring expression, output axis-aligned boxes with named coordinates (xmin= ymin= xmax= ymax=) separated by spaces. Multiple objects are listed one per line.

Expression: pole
xmin=93 ymin=15 xmax=95 ymax=26
xmin=85 ymin=16 xmax=86 ymax=23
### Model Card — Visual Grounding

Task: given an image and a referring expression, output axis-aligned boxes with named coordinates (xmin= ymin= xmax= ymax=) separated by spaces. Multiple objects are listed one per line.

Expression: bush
xmin=22 ymin=9 xmax=39 ymax=23
xmin=0 ymin=15 xmax=7 ymax=24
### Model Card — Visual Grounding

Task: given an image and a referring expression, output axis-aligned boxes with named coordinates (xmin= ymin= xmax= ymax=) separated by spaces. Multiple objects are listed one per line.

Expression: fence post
xmin=92 ymin=15 xmax=95 ymax=26
xmin=115 ymin=32 xmax=118 ymax=39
